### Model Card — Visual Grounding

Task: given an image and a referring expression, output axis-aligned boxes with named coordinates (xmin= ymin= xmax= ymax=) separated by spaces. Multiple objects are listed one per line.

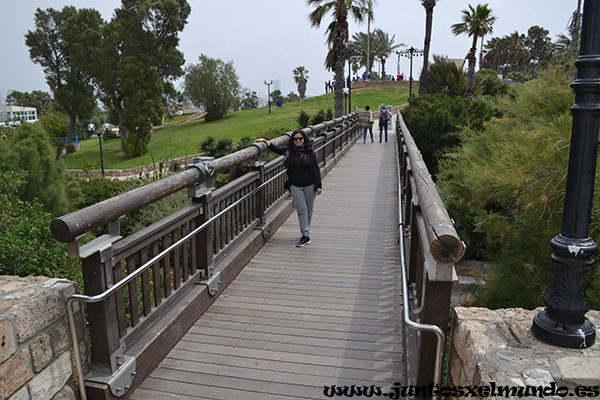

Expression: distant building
xmin=447 ymin=58 xmax=466 ymax=70
xmin=0 ymin=106 xmax=38 ymax=127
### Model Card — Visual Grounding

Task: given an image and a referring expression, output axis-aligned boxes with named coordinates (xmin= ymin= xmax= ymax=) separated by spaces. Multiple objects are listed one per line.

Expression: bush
xmin=0 ymin=122 xmax=80 ymax=217
xmin=437 ymin=68 xmax=600 ymax=309
xmin=476 ymin=69 xmax=508 ymax=97
xmin=402 ymin=94 xmax=499 ymax=177
xmin=297 ymin=110 xmax=311 ymax=128
xmin=0 ymin=171 xmax=81 ymax=284
xmin=66 ymin=143 xmax=76 ymax=154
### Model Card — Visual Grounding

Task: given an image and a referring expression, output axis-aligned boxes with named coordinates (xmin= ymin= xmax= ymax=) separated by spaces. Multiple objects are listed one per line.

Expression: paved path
xmin=130 ymin=125 xmax=403 ymax=400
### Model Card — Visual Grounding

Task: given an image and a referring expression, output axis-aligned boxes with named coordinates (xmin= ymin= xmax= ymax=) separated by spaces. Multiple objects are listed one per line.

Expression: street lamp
xmin=348 ymin=54 xmax=361 ymax=113
xmin=399 ymin=47 xmax=424 ymax=98
xmin=343 ymin=87 xmax=349 ymax=115
xmin=395 ymin=50 xmax=402 ymax=75
xmin=264 ymin=80 xmax=273 ymax=115
xmin=88 ymin=123 xmax=104 ymax=176
xmin=531 ymin=0 xmax=599 ymax=348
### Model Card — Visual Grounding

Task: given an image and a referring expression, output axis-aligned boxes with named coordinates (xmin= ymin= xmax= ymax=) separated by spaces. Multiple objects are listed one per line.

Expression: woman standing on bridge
xmin=255 ymin=130 xmax=322 ymax=247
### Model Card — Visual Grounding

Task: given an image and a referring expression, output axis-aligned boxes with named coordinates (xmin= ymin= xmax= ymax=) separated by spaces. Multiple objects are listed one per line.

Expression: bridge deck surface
xmin=130 ymin=128 xmax=403 ymax=400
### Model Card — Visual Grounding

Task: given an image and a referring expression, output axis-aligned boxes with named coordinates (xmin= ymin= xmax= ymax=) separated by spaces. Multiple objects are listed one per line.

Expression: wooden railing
xmin=51 ymin=114 xmax=360 ymax=400
xmin=395 ymin=111 xmax=465 ymax=395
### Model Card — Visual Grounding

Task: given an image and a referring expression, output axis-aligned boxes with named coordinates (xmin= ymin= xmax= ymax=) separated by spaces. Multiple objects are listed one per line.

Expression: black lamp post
xmin=264 ymin=80 xmax=273 ymax=115
xmin=532 ymin=0 xmax=598 ymax=348
xmin=400 ymin=47 xmax=423 ymax=98
xmin=89 ymin=123 xmax=104 ymax=176
xmin=343 ymin=88 xmax=349 ymax=115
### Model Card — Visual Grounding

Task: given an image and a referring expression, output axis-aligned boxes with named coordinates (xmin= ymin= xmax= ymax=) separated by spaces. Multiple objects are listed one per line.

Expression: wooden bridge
xmin=51 ymin=112 xmax=464 ymax=400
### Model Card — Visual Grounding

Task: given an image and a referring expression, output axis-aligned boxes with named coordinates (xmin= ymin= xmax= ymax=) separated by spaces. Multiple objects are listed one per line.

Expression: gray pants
xmin=290 ymin=184 xmax=316 ymax=237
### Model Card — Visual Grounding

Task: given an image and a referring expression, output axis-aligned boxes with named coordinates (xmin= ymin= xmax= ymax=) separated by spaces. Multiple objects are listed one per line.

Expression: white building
xmin=0 ymin=106 xmax=38 ymax=127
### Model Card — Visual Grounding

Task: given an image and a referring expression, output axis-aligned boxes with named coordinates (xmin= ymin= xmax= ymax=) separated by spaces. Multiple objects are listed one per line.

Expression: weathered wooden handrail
xmin=51 ymin=116 xmax=353 ymax=244
xmin=396 ymin=111 xmax=465 ymax=395
xmin=396 ymin=113 xmax=465 ymax=264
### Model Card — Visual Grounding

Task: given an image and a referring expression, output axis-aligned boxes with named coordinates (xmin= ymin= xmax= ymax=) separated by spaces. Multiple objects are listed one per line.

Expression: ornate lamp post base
xmin=531 ymin=0 xmax=599 ymax=349
xmin=532 ymin=311 xmax=595 ymax=348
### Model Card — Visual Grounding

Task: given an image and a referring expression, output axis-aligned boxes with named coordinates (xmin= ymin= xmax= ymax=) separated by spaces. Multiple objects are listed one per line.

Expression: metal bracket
xmin=254 ymin=222 xmax=271 ymax=240
xmin=187 ymin=156 xmax=215 ymax=198
xmin=86 ymin=346 xmax=137 ymax=397
xmin=199 ymin=269 xmax=221 ymax=296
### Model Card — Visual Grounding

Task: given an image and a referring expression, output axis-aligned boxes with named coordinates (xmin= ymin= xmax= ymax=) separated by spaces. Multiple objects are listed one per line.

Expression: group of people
xmin=357 ymin=103 xmax=392 ymax=143
xmin=253 ymin=103 xmax=391 ymax=248
xmin=324 ymin=80 xmax=335 ymax=93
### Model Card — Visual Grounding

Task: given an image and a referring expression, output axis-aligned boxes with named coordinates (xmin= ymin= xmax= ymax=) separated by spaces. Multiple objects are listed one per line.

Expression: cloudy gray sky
xmin=0 ymin=0 xmax=578 ymax=104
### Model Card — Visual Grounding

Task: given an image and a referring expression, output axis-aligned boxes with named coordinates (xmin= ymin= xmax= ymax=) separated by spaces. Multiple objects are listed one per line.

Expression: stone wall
xmin=449 ymin=307 xmax=600 ymax=396
xmin=0 ymin=276 xmax=89 ymax=400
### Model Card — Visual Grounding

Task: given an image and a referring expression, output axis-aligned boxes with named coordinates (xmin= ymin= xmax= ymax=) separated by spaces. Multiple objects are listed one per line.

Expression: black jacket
xmin=269 ymin=143 xmax=322 ymax=189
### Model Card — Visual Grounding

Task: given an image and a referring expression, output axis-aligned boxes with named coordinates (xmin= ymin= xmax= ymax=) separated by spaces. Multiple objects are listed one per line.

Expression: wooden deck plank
xmin=130 ymin=130 xmax=403 ymax=399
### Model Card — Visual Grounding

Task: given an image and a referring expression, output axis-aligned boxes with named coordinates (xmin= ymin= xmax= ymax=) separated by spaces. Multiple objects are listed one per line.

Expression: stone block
xmin=51 ymin=385 xmax=75 ymax=400
xmin=0 ymin=299 xmax=17 ymax=314
xmin=30 ymin=334 xmax=53 ymax=372
xmin=556 ymin=356 xmax=600 ymax=386
xmin=12 ymin=290 xmax=62 ymax=343
xmin=0 ymin=350 xmax=34 ymax=400
xmin=28 ymin=351 xmax=72 ymax=400
xmin=7 ymin=386 xmax=29 ymax=400
xmin=0 ymin=317 xmax=17 ymax=363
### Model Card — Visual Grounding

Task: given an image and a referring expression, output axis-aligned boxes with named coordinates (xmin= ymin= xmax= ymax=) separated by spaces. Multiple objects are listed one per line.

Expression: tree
xmin=240 ymin=89 xmax=259 ymax=110
xmin=348 ymin=31 xmax=376 ymax=74
xmin=0 ymin=122 xmax=79 ymax=217
xmin=65 ymin=0 xmax=191 ymax=157
xmin=426 ymin=55 xmax=465 ymax=97
xmin=451 ymin=3 xmax=496 ymax=98
xmin=285 ymin=92 xmax=301 ymax=103
xmin=270 ymin=90 xmax=285 ymax=104
xmin=364 ymin=0 xmax=375 ymax=78
xmin=184 ymin=54 xmax=240 ymax=122
xmin=418 ymin=0 xmax=439 ymax=95
xmin=371 ymin=29 xmax=403 ymax=78
xmin=292 ymin=66 xmax=310 ymax=99
xmin=5 ymin=90 xmax=53 ymax=116
xmin=25 ymin=7 xmax=96 ymax=145
xmin=307 ymin=0 xmax=367 ymax=117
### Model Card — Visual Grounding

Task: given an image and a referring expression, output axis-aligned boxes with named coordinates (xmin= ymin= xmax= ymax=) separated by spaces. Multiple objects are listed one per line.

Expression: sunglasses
xmin=293 ymin=137 xmax=304 ymax=142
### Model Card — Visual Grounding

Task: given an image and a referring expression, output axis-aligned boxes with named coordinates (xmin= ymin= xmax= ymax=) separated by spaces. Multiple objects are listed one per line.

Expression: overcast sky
xmin=0 ymin=0 xmax=578 ymax=105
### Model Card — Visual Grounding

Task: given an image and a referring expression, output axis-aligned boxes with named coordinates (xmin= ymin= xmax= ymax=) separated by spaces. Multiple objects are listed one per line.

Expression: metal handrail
xmin=395 ymin=122 xmax=445 ymax=399
xmin=67 ymin=121 xmax=358 ymax=400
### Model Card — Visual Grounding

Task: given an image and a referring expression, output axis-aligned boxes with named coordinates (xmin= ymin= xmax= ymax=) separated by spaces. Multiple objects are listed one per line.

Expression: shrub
xmin=402 ymin=94 xmax=499 ymax=177
xmin=0 ymin=122 xmax=80 ymax=217
xmin=437 ymin=68 xmax=600 ymax=309
xmin=0 ymin=171 xmax=81 ymax=284
xmin=297 ymin=110 xmax=311 ymax=128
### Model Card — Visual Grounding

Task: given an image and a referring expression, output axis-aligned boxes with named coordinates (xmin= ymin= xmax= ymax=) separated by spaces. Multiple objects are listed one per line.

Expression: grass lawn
xmin=62 ymin=86 xmax=410 ymax=170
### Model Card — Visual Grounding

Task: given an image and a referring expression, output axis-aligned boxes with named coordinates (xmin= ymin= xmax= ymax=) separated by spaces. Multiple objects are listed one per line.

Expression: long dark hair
xmin=287 ymin=129 xmax=314 ymax=151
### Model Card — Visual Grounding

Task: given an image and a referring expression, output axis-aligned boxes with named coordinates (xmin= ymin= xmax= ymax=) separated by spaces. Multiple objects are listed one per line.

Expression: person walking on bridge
xmin=378 ymin=103 xmax=391 ymax=143
xmin=255 ymin=130 xmax=322 ymax=247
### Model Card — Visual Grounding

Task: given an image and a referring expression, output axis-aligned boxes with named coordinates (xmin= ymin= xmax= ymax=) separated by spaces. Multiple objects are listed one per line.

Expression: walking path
xmin=130 ymin=124 xmax=403 ymax=400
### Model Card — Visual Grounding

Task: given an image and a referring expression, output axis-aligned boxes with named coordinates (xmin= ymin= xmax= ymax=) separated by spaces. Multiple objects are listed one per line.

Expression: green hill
xmin=62 ymin=86 xmax=409 ymax=170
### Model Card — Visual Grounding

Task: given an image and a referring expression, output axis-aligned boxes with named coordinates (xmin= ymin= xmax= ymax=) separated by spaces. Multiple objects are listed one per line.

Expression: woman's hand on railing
xmin=254 ymin=138 xmax=271 ymax=147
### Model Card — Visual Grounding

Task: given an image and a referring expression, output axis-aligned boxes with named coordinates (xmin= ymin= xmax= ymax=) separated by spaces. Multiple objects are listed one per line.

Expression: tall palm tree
xmin=308 ymin=0 xmax=367 ymax=117
xmin=371 ymin=29 xmax=403 ymax=78
xmin=365 ymin=0 xmax=376 ymax=79
xmin=292 ymin=66 xmax=310 ymax=99
xmin=451 ymin=3 xmax=496 ymax=98
xmin=418 ymin=0 xmax=439 ymax=95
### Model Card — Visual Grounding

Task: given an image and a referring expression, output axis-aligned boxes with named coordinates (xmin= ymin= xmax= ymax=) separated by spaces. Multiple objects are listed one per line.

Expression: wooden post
xmin=81 ymin=253 xmax=121 ymax=371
